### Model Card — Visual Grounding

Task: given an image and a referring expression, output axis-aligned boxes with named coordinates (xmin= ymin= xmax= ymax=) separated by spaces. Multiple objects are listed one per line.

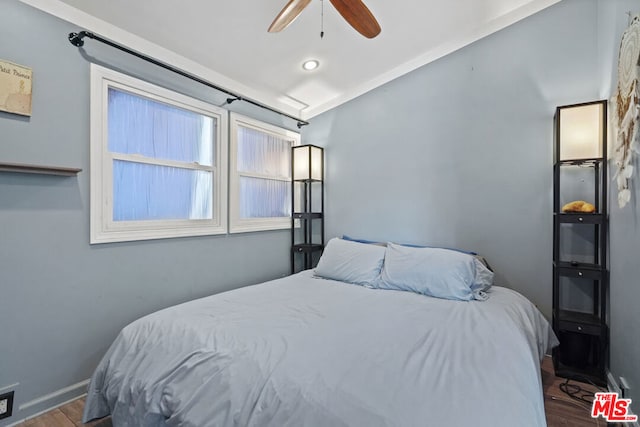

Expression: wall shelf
xmin=0 ymin=162 xmax=82 ymax=176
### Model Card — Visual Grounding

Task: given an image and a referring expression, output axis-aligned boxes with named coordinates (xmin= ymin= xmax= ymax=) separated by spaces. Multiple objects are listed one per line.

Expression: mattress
xmin=83 ymin=270 xmax=558 ymax=427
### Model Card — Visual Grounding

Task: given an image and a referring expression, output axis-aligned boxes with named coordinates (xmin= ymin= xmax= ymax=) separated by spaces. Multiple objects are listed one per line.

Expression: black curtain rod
xmin=68 ymin=30 xmax=309 ymax=128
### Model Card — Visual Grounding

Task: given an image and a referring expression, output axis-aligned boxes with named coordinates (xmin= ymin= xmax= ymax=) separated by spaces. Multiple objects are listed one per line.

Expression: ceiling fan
xmin=268 ymin=0 xmax=381 ymax=39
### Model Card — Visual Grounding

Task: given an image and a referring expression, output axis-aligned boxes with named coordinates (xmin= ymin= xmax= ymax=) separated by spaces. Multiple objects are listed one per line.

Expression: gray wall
xmin=305 ymin=0 xmax=639 ymax=413
xmin=304 ymin=0 xmax=601 ymax=318
xmin=598 ymin=0 xmax=640 ymax=416
xmin=0 ymin=1 xmax=295 ymax=424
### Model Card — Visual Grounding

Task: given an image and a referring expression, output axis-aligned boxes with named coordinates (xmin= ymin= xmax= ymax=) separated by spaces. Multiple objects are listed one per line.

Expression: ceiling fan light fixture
xmin=268 ymin=0 xmax=381 ymax=39
xmin=302 ymin=59 xmax=320 ymax=71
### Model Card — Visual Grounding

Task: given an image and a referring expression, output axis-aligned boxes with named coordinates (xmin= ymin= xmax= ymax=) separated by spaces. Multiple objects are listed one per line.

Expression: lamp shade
xmin=558 ymin=103 xmax=605 ymax=161
xmin=293 ymin=144 xmax=323 ymax=180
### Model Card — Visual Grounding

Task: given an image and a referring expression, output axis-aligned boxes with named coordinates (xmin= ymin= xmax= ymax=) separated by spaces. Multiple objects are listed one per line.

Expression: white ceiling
xmin=22 ymin=0 xmax=559 ymax=120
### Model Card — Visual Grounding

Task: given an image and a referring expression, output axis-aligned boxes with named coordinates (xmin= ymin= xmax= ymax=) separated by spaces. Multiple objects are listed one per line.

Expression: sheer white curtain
xmin=108 ymin=88 xmax=215 ymax=221
xmin=236 ymin=126 xmax=291 ymax=218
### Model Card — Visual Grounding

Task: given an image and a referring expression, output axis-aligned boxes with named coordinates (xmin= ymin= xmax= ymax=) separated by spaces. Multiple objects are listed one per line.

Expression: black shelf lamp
xmin=552 ymin=100 xmax=608 ymax=386
xmin=291 ymin=144 xmax=325 ymax=273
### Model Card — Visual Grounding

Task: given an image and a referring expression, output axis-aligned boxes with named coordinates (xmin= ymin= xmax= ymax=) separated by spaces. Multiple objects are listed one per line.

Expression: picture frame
xmin=0 ymin=59 xmax=33 ymax=117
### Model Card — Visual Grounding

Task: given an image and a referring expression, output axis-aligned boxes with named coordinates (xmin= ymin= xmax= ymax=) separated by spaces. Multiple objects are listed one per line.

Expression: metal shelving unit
xmin=552 ymin=100 xmax=608 ymax=386
xmin=291 ymin=145 xmax=324 ymax=274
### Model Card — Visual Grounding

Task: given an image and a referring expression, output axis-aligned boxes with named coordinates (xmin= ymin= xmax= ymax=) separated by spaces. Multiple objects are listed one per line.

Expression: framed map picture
xmin=0 ymin=60 xmax=33 ymax=116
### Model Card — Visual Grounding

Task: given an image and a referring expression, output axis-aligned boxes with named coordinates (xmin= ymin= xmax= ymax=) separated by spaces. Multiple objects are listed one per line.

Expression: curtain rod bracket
xmin=226 ymin=96 xmax=242 ymax=105
xmin=297 ymin=121 xmax=308 ymax=129
xmin=68 ymin=32 xmax=87 ymax=47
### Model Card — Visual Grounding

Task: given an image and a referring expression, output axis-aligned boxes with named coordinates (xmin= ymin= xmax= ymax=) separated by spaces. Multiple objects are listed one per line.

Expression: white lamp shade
xmin=293 ymin=145 xmax=323 ymax=180
xmin=559 ymin=103 xmax=604 ymax=160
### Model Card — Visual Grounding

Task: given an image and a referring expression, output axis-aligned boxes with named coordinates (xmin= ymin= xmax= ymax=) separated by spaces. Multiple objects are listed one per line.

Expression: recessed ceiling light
xmin=302 ymin=60 xmax=319 ymax=71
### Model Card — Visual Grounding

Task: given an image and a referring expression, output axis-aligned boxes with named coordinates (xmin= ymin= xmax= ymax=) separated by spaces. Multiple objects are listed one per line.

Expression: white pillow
xmin=377 ymin=243 xmax=493 ymax=301
xmin=314 ymin=238 xmax=386 ymax=286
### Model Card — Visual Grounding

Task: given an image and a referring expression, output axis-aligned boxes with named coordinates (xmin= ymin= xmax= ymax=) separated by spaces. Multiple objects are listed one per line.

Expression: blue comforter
xmin=84 ymin=270 xmax=558 ymax=426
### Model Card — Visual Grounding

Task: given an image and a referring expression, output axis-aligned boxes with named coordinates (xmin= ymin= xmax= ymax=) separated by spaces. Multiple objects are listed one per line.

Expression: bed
xmin=83 ymin=239 xmax=558 ymax=427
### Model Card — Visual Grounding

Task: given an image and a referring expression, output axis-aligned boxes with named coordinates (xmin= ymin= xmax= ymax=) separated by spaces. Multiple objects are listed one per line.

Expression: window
xmin=90 ymin=65 xmax=228 ymax=243
xmin=229 ymin=113 xmax=300 ymax=233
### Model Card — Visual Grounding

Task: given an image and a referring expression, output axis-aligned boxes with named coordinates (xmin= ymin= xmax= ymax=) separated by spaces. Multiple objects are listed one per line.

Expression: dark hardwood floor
xmin=17 ymin=356 xmax=607 ymax=426
xmin=541 ymin=356 xmax=608 ymax=427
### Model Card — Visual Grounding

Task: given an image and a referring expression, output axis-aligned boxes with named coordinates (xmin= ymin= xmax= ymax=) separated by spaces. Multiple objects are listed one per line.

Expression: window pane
xmin=239 ymin=177 xmax=290 ymax=218
xmin=237 ymin=125 xmax=291 ymax=176
xmin=113 ymin=160 xmax=212 ymax=221
xmin=108 ymin=88 xmax=215 ymax=166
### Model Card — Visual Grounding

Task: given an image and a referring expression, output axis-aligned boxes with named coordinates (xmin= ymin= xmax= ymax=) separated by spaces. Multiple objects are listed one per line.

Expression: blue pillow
xmin=377 ymin=243 xmax=493 ymax=301
xmin=341 ymin=235 xmax=477 ymax=255
xmin=314 ymin=238 xmax=386 ymax=286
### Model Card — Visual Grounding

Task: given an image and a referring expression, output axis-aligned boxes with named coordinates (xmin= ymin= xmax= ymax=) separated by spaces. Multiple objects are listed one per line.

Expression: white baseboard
xmin=607 ymin=370 xmax=622 ymax=395
xmin=6 ymin=393 xmax=88 ymax=427
xmin=0 ymin=384 xmax=19 ymax=395
xmin=18 ymin=379 xmax=89 ymax=412
xmin=605 ymin=370 xmax=639 ymax=427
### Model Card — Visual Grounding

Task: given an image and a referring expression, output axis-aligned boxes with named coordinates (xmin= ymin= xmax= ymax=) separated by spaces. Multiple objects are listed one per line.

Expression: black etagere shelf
xmin=552 ymin=100 xmax=608 ymax=386
xmin=291 ymin=145 xmax=324 ymax=274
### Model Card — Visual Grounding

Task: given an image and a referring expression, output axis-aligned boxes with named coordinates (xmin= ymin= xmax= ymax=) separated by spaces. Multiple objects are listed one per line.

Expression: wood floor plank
xmin=59 ymin=397 xmax=88 ymax=427
xmin=20 ymin=409 xmax=75 ymax=427
xmin=541 ymin=356 xmax=607 ymax=427
xmin=62 ymin=397 xmax=109 ymax=426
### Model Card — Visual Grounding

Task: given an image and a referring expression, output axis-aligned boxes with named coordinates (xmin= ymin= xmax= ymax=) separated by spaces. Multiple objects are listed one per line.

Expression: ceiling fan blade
xmin=329 ymin=0 xmax=381 ymax=38
xmin=268 ymin=0 xmax=313 ymax=33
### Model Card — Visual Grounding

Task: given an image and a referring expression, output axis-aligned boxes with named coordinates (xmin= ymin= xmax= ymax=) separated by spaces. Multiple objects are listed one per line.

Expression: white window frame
xmin=229 ymin=113 xmax=300 ymax=233
xmin=90 ymin=64 xmax=228 ymax=244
